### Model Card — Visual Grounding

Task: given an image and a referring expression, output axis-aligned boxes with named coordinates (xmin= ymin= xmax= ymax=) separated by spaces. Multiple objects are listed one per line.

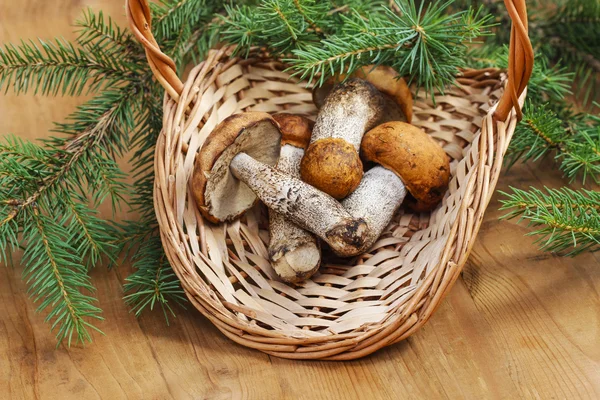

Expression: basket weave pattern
xmin=127 ymin=0 xmax=533 ymax=360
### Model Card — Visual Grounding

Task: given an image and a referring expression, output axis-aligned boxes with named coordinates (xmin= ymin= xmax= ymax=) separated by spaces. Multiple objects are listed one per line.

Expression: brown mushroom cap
xmin=361 ymin=122 xmax=450 ymax=211
xmin=272 ymin=114 xmax=314 ymax=149
xmin=301 ymin=138 xmax=363 ymax=200
xmin=191 ymin=112 xmax=281 ymax=223
xmin=312 ymin=65 xmax=413 ymax=123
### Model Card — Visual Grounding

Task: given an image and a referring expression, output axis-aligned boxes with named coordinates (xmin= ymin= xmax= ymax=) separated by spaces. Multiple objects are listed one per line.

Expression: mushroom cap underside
xmin=192 ymin=112 xmax=282 ymax=223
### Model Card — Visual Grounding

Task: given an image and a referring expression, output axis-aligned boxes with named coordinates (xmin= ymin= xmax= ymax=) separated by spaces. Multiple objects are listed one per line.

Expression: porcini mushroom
xmin=268 ymin=114 xmax=320 ymax=282
xmin=312 ymin=65 xmax=413 ymax=123
xmin=342 ymin=121 xmax=450 ymax=249
xmin=301 ymin=78 xmax=386 ymax=199
xmin=192 ymin=112 xmax=371 ymax=257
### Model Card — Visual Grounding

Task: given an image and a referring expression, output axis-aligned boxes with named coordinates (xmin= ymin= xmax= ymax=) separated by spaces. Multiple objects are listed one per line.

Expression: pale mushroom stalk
xmin=300 ymin=79 xmax=386 ymax=199
xmin=268 ymin=114 xmax=320 ymax=283
xmin=192 ymin=112 xmax=370 ymax=258
xmin=312 ymin=64 xmax=414 ymax=123
xmin=230 ymin=153 xmax=369 ymax=257
xmin=342 ymin=167 xmax=407 ymax=250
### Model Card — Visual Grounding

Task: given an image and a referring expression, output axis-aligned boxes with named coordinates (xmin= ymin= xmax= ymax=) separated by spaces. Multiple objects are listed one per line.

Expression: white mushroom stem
xmin=230 ymin=152 xmax=370 ymax=257
xmin=310 ymin=79 xmax=384 ymax=151
xmin=268 ymin=145 xmax=321 ymax=282
xmin=342 ymin=167 xmax=407 ymax=250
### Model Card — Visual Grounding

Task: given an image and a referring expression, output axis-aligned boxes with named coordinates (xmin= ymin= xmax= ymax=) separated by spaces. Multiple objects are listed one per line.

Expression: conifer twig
xmin=501 ymin=187 xmax=600 ymax=256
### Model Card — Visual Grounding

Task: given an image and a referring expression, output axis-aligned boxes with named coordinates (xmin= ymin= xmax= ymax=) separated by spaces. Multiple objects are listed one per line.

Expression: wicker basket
xmin=126 ymin=0 xmax=533 ymax=360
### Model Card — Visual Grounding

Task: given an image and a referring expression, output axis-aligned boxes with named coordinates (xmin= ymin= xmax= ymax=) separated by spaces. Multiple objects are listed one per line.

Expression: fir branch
xmin=222 ymin=0 xmax=323 ymax=56
xmin=507 ymin=105 xmax=600 ymax=184
xmin=116 ymin=78 xmax=186 ymax=316
xmin=65 ymin=199 xmax=117 ymax=267
xmin=0 ymin=86 xmax=138 ymax=229
xmin=470 ymin=0 xmax=599 ymax=109
xmin=0 ymin=204 xmax=19 ymax=266
xmin=123 ymin=234 xmax=186 ymax=322
xmin=0 ymin=54 xmax=139 ymax=343
xmin=545 ymin=0 xmax=600 ymax=107
xmin=292 ymin=0 xmax=328 ymax=35
xmin=467 ymin=46 xmax=573 ymax=108
xmin=76 ymin=9 xmax=131 ymax=53
xmin=0 ymin=2 xmax=225 ymax=343
xmin=287 ymin=0 xmax=492 ymax=94
xmin=0 ymin=38 xmax=130 ymax=96
xmin=500 ymin=187 xmax=600 ymax=256
xmin=150 ymin=0 xmax=223 ymax=63
xmin=23 ymin=207 xmax=103 ymax=345
xmin=506 ymin=104 xmax=566 ymax=166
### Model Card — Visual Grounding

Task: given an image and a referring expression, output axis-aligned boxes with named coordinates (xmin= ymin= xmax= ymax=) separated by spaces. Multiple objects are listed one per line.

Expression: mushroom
xmin=342 ymin=121 xmax=450 ymax=249
xmin=312 ymin=65 xmax=413 ymax=123
xmin=192 ymin=112 xmax=371 ymax=257
xmin=268 ymin=114 xmax=320 ymax=282
xmin=300 ymin=78 xmax=386 ymax=199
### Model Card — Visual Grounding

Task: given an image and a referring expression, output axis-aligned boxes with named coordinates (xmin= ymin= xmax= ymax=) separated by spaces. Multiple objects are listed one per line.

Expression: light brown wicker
xmin=126 ymin=0 xmax=533 ymax=360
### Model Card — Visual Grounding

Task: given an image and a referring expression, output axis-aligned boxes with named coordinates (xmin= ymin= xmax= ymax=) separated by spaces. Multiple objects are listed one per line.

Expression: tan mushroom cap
xmin=361 ymin=121 xmax=450 ymax=212
xmin=301 ymin=138 xmax=363 ymax=200
xmin=272 ymin=114 xmax=314 ymax=149
xmin=191 ymin=112 xmax=281 ymax=223
xmin=313 ymin=65 xmax=413 ymax=123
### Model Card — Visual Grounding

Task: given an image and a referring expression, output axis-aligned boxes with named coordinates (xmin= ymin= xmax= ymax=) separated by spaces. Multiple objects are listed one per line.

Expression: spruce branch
xmin=291 ymin=0 xmax=328 ymax=35
xmin=65 ymin=199 xmax=117 ymax=267
xmin=0 ymin=10 xmax=143 ymax=342
xmin=123 ymin=234 xmax=186 ymax=322
xmin=467 ymin=46 xmax=573 ymax=108
xmin=507 ymin=105 xmax=600 ymax=184
xmin=288 ymin=0 xmax=492 ymax=94
xmin=221 ymin=0 xmax=324 ymax=56
xmin=150 ymin=0 xmax=223 ymax=64
xmin=470 ymin=0 xmax=600 ymax=109
xmin=544 ymin=0 xmax=600 ymax=108
xmin=0 ymin=0 xmax=243 ymax=343
xmin=222 ymin=0 xmax=492 ymax=95
xmin=76 ymin=9 xmax=132 ymax=54
xmin=116 ymin=81 xmax=186 ymax=315
xmin=0 ymin=86 xmax=138 ymax=228
xmin=23 ymin=207 xmax=103 ymax=345
xmin=500 ymin=187 xmax=600 ymax=256
xmin=0 ymin=38 xmax=131 ymax=96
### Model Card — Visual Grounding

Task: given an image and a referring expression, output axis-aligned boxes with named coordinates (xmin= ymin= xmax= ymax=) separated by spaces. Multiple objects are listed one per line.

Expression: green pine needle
xmin=0 ymin=38 xmax=130 ymax=96
xmin=0 ymin=12 xmax=140 ymax=343
xmin=76 ymin=9 xmax=132 ymax=56
xmin=291 ymin=0 xmax=493 ymax=94
xmin=467 ymin=46 xmax=573 ymax=108
xmin=23 ymin=208 xmax=104 ymax=345
xmin=123 ymin=234 xmax=186 ymax=323
xmin=507 ymin=105 xmax=600 ymax=184
xmin=221 ymin=0 xmax=492 ymax=97
xmin=500 ymin=187 xmax=600 ymax=256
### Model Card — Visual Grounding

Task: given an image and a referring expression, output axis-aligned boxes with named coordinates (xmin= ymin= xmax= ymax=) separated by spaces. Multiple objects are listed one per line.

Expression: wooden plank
xmin=1 ymin=1 xmax=599 ymax=399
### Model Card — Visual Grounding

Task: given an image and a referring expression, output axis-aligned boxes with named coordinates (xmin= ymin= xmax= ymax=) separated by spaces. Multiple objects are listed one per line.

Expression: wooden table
xmin=1 ymin=1 xmax=599 ymax=399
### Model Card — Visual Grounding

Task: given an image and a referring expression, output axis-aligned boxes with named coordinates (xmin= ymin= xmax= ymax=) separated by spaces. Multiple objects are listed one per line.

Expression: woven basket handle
xmin=126 ymin=0 xmax=533 ymax=121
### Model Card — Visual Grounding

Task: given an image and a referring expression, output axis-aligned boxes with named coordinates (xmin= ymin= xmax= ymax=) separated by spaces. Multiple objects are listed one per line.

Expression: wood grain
xmin=1 ymin=1 xmax=599 ymax=399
